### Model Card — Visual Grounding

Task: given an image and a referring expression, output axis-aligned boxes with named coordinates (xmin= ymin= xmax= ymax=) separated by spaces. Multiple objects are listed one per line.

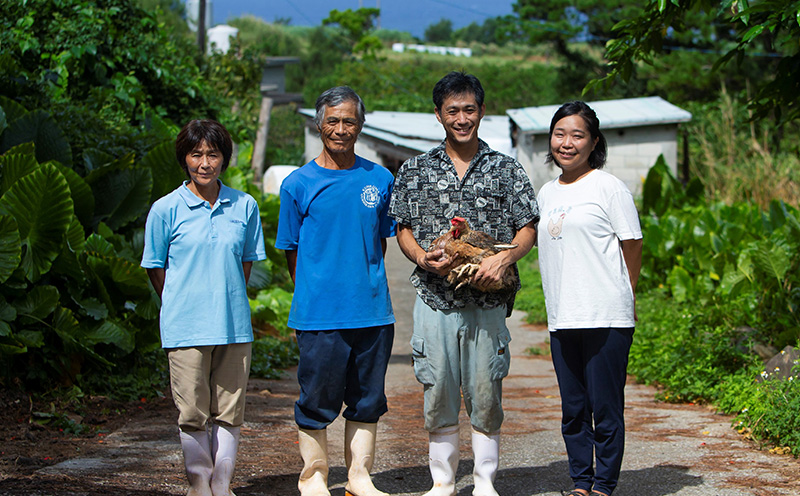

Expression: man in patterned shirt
xmin=389 ymin=71 xmax=539 ymax=496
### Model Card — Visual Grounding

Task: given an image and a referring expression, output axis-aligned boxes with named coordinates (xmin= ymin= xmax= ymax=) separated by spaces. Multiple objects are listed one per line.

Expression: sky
xmin=209 ymin=0 xmax=517 ymax=38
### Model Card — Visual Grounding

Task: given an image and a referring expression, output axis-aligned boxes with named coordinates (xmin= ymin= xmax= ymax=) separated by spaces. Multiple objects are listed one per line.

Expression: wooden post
xmin=197 ymin=0 xmax=206 ymax=54
xmin=251 ymin=96 xmax=274 ymax=183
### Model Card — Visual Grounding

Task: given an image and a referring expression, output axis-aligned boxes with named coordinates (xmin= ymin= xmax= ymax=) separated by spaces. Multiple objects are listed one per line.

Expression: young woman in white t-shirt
xmin=536 ymin=101 xmax=643 ymax=496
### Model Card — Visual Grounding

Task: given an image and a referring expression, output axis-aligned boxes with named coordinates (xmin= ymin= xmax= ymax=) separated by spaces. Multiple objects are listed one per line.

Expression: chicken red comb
xmin=451 ymin=217 xmax=465 ymax=225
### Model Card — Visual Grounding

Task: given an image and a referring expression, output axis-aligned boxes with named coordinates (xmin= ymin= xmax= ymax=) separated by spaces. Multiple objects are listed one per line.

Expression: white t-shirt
xmin=536 ymin=170 xmax=642 ymax=331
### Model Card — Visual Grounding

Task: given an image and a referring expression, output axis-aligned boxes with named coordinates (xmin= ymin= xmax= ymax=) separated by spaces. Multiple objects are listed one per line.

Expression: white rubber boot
xmin=298 ymin=428 xmax=331 ymax=496
xmin=210 ymin=424 xmax=240 ymax=496
xmin=180 ymin=429 xmax=214 ymax=496
xmin=423 ymin=425 xmax=459 ymax=496
xmin=344 ymin=421 xmax=388 ymax=496
xmin=471 ymin=428 xmax=500 ymax=496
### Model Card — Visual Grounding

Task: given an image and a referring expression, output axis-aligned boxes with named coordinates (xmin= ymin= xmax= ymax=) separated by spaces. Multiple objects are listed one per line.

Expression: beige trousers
xmin=167 ymin=343 xmax=252 ymax=431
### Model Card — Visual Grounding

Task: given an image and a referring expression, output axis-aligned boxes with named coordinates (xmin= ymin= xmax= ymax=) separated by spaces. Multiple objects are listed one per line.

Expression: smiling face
xmin=435 ymin=92 xmax=484 ymax=148
xmin=549 ymin=114 xmax=598 ymax=176
xmin=318 ymin=100 xmax=362 ymax=155
xmin=185 ymin=140 xmax=223 ymax=189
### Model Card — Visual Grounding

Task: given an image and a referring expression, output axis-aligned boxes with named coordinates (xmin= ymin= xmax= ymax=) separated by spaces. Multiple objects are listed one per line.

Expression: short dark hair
xmin=314 ymin=86 xmax=366 ymax=128
xmin=432 ymin=71 xmax=485 ymax=110
xmin=175 ymin=120 xmax=233 ymax=178
xmin=545 ymin=101 xmax=607 ymax=170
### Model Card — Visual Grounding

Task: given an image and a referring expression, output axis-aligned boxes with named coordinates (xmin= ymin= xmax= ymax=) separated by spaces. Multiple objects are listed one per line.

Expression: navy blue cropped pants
xmin=294 ymin=324 xmax=394 ymax=430
xmin=550 ymin=327 xmax=634 ymax=496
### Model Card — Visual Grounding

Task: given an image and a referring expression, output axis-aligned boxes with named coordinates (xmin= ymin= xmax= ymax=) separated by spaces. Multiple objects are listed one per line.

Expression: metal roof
xmin=506 ymin=96 xmax=692 ymax=134
xmin=299 ymin=109 xmax=513 ymax=156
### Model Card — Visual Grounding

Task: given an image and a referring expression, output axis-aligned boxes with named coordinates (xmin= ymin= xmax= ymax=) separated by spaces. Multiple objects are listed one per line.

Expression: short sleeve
xmin=379 ymin=177 xmax=397 ymax=238
xmin=509 ymin=160 xmax=540 ymax=229
xmin=388 ymin=158 xmax=412 ymax=226
xmin=275 ymin=185 xmax=302 ymax=250
xmin=608 ymin=189 xmax=642 ymax=241
xmin=243 ymin=198 xmax=267 ymax=262
xmin=141 ymin=206 xmax=170 ymax=268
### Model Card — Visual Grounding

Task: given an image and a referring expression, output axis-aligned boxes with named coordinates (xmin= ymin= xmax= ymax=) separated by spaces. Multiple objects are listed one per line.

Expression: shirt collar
xmin=178 ymin=180 xmax=232 ymax=208
xmin=431 ymin=138 xmax=492 ymax=166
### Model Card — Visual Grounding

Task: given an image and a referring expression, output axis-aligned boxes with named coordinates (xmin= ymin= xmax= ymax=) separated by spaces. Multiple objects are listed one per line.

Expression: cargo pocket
xmin=489 ymin=329 xmax=512 ymax=381
xmin=410 ymin=336 xmax=435 ymax=386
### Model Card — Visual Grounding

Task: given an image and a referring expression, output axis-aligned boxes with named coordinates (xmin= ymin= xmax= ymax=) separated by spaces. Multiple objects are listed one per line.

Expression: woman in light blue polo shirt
xmin=141 ymin=120 xmax=266 ymax=496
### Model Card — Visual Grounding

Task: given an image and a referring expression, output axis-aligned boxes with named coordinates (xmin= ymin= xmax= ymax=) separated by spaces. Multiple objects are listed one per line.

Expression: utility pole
xmin=376 ymin=0 xmax=380 ymax=29
xmin=197 ymin=0 xmax=206 ymax=54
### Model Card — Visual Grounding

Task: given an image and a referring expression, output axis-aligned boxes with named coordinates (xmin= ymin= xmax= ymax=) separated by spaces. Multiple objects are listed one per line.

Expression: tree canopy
xmin=591 ymin=0 xmax=800 ymax=122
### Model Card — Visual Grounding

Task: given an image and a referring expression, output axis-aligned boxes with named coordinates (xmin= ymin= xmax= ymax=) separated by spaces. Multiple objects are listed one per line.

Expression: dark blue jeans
xmin=550 ymin=327 xmax=634 ymax=496
xmin=294 ymin=324 xmax=394 ymax=430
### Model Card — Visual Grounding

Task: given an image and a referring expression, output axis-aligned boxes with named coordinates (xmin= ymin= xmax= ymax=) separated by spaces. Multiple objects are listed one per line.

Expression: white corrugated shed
xmin=507 ymin=96 xmax=692 ymax=133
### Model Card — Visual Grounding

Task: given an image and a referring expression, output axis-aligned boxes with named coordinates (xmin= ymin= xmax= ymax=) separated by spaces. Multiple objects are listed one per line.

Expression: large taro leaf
xmin=83 ymin=148 xmax=115 ymax=173
xmin=0 ymin=109 xmax=72 ymax=166
xmin=0 ymin=96 xmax=28 ymax=123
xmin=14 ymin=285 xmax=59 ymax=325
xmin=0 ymin=163 xmax=73 ymax=282
xmin=53 ymin=163 xmax=94 ymax=228
xmin=52 ymin=306 xmax=111 ymax=367
xmin=0 ymin=142 xmax=39 ymax=197
xmin=140 ymin=140 xmax=184 ymax=203
xmin=86 ymin=165 xmax=152 ymax=230
xmin=51 ymin=216 xmax=86 ymax=280
xmin=0 ymin=215 xmax=21 ymax=284
xmin=83 ymin=320 xmax=134 ymax=354
xmin=84 ymin=233 xmax=150 ymax=298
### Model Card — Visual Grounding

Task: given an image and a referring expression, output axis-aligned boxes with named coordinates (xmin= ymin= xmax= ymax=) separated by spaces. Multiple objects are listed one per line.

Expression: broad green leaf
xmin=14 ymin=285 xmax=59 ymax=322
xmin=53 ymin=162 xmax=94 ymax=228
xmin=83 ymin=148 xmax=115 ymax=173
xmin=133 ymin=293 xmax=160 ymax=320
xmin=0 ymin=295 xmax=16 ymax=322
xmin=140 ymin=140 xmax=184 ymax=203
xmin=16 ymin=329 xmax=44 ymax=348
xmin=0 ymin=145 xmax=39 ymax=197
xmin=84 ymin=320 xmax=134 ymax=353
xmin=0 ymin=321 xmax=10 ymax=337
xmin=64 ymin=215 xmax=85 ymax=253
xmin=0 ymin=106 xmax=6 ymax=136
xmin=752 ymin=243 xmax=790 ymax=283
xmin=107 ymin=256 xmax=151 ymax=298
xmin=0 ymin=109 xmax=72 ymax=166
xmin=84 ymin=233 xmax=116 ymax=257
xmin=0 ymin=163 xmax=73 ymax=281
xmin=0 ymin=215 xmax=21 ymax=284
xmin=667 ymin=266 xmax=693 ymax=302
xmin=78 ymin=298 xmax=108 ymax=320
xmin=0 ymin=96 xmax=28 ymax=123
xmin=86 ymin=166 xmax=153 ymax=230
xmin=0 ymin=341 xmax=26 ymax=355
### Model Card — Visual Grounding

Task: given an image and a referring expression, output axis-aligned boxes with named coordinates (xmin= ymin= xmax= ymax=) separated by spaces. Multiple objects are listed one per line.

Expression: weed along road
xmin=2 ymin=242 xmax=800 ymax=495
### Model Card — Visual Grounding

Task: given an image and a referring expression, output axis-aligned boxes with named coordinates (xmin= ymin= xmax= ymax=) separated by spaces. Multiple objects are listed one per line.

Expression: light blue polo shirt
xmin=141 ymin=181 xmax=267 ymax=348
xmin=276 ymin=156 xmax=396 ymax=331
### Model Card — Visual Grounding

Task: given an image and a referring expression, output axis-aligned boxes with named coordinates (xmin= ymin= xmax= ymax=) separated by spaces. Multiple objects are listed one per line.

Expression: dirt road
xmin=2 ymin=242 xmax=799 ymax=495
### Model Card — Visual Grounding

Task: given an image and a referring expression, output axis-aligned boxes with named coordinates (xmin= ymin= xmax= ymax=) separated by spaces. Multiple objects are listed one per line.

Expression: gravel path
xmin=3 ymin=242 xmax=799 ymax=495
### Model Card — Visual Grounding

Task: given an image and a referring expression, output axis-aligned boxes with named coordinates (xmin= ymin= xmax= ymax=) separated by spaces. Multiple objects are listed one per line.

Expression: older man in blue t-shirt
xmin=275 ymin=86 xmax=396 ymax=496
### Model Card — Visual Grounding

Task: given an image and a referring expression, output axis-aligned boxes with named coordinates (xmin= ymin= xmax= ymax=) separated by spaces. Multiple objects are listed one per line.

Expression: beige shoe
xmin=210 ymin=424 xmax=240 ymax=496
xmin=471 ymin=428 xmax=500 ymax=496
xmin=423 ymin=425 xmax=459 ymax=496
xmin=344 ymin=421 xmax=388 ymax=496
xmin=298 ymin=428 xmax=331 ymax=496
xmin=180 ymin=429 xmax=213 ymax=496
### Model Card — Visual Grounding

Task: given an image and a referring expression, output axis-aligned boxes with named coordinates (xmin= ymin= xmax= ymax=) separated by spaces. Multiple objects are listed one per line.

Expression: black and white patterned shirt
xmin=389 ymin=139 xmax=540 ymax=315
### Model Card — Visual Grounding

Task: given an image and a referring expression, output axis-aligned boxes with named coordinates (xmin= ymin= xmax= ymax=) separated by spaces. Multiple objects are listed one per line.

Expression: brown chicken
xmin=428 ymin=217 xmax=518 ymax=293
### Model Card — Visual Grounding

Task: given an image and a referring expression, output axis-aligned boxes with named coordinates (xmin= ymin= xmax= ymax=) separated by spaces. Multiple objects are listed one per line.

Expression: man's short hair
xmin=175 ymin=119 xmax=233 ymax=178
xmin=433 ymin=71 xmax=485 ymax=110
xmin=314 ymin=86 xmax=366 ymax=128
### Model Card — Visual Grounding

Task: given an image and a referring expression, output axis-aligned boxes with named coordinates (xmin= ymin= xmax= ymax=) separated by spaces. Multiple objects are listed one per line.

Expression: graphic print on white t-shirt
xmin=545 ymin=206 xmax=572 ymax=240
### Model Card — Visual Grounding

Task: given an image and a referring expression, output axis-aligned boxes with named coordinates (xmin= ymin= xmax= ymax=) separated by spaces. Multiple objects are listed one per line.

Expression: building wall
xmin=516 ymin=124 xmax=679 ymax=195
xmin=303 ymin=127 xmax=418 ymax=174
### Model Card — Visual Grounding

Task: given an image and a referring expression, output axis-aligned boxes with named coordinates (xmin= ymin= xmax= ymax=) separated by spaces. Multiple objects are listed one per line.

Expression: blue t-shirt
xmin=276 ymin=156 xmax=396 ymax=331
xmin=141 ymin=181 xmax=267 ymax=348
